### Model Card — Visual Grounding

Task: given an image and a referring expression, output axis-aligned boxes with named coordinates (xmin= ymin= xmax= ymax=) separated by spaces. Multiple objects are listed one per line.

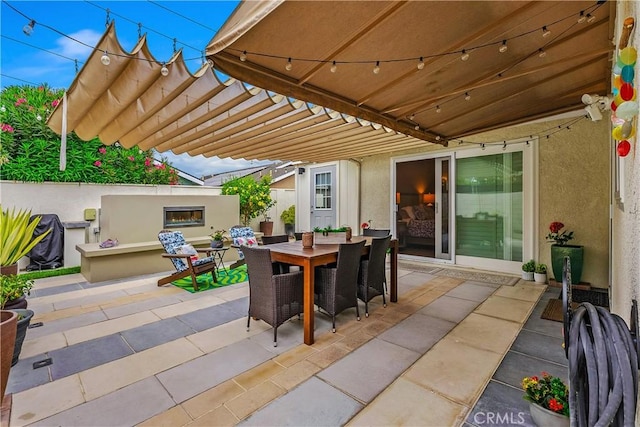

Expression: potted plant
xmin=0 ymin=310 xmax=17 ymax=402
xmin=1 ymin=205 xmax=51 ymax=275
xmin=522 ymin=372 xmax=569 ymax=426
xmin=521 ymin=259 xmax=535 ymax=281
xmin=534 ymin=263 xmax=547 ymax=284
xmin=221 ymin=176 xmax=275 ymax=231
xmin=209 ymin=228 xmax=228 ymax=249
xmin=280 ymin=205 xmax=295 ymax=237
xmin=547 ymin=221 xmax=583 ymax=284
xmin=0 ymin=275 xmax=35 ymax=366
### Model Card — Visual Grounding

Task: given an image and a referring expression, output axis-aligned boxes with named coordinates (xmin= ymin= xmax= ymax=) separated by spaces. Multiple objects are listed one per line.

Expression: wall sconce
xmin=298 ymin=167 xmax=305 ymax=175
xmin=396 ymin=192 xmax=401 ymax=204
xmin=423 ymin=193 xmax=435 ymax=206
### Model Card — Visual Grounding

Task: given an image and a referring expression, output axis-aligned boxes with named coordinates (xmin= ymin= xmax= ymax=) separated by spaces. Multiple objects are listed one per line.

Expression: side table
xmin=207 ymin=247 xmax=229 ymax=275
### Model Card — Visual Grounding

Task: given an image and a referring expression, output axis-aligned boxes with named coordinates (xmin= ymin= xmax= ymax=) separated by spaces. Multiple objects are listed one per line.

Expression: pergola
xmin=48 ymin=0 xmax=614 ymax=163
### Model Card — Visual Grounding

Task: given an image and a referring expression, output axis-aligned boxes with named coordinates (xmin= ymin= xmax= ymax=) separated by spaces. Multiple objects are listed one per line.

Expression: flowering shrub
xmin=221 ymin=175 xmax=275 ymax=226
xmin=361 ymin=220 xmax=371 ymax=230
xmin=546 ymin=221 xmax=574 ymax=246
xmin=0 ymin=84 xmax=176 ymax=184
xmin=522 ymin=372 xmax=569 ymax=416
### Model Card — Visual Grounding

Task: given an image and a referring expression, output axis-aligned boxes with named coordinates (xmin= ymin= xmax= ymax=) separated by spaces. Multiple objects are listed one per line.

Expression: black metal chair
xmin=243 ymin=246 xmax=304 ymax=347
xmin=294 ymin=232 xmax=303 ymax=241
xmin=314 ymin=240 xmax=365 ymax=332
xmin=358 ymin=235 xmax=391 ymax=317
xmin=261 ymin=234 xmax=291 ymax=273
xmin=363 ymin=228 xmax=390 ymax=237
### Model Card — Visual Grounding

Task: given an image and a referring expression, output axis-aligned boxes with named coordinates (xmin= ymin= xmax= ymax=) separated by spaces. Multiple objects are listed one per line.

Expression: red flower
xmin=361 ymin=222 xmax=370 ymax=229
xmin=548 ymin=398 xmax=563 ymax=412
xmin=51 ymin=99 xmax=60 ymax=108
xmin=98 ymin=147 xmax=106 ymax=154
xmin=549 ymin=222 xmax=564 ymax=233
xmin=144 ymin=158 xmax=152 ymax=167
xmin=128 ymin=156 xmax=135 ymax=161
xmin=94 ymin=160 xmax=102 ymax=167
xmin=14 ymin=98 xmax=26 ymax=107
xmin=1 ymin=123 xmax=14 ymax=133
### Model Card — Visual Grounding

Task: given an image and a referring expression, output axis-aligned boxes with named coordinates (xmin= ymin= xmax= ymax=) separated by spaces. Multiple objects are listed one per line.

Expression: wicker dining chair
xmin=261 ymin=234 xmax=291 ymax=274
xmin=362 ymin=228 xmax=391 ymax=237
xmin=243 ymin=245 xmax=304 ymax=347
xmin=314 ymin=240 xmax=365 ymax=333
xmin=358 ymin=235 xmax=391 ymax=317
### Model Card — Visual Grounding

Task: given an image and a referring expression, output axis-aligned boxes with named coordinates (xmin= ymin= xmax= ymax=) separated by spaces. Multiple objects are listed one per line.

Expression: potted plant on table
xmin=522 ymin=372 xmax=569 ymax=426
xmin=547 ymin=221 xmax=583 ymax=284
xmin=280 ymin=205 xmax=295 ymax=237
xmin=521 ymin=259 xmax=535 ymax=281
xmin=534 ymin=263 xmax=547 ymax=284
xmin=209 ymin=228 xmax=228 ymax=249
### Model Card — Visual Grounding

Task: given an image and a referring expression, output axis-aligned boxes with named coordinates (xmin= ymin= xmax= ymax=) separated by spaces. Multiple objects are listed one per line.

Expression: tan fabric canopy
xmin=207 ymin=0 xmax=615 ymax=146
xmin=47 ymin=22 xmax=431 ymax=163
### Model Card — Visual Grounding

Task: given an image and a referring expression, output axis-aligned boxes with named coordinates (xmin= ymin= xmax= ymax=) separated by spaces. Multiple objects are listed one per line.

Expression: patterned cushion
xmin=235 ymin=236 xmax=258 ymax=247
xmin=230 ymin=226 xmax=257 ymax=260
xmin=158 ymin=231 xmax=189 ymax=272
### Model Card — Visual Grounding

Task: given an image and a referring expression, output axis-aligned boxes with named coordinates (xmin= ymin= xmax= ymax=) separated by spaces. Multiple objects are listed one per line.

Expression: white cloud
xmin=55 ymin=29 xmax=102 ymax=58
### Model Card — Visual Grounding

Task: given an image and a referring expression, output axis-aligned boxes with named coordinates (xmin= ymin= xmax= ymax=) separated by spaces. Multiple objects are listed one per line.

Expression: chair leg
xmin=365 ymin=301 xmax=369 ymax=317
xmin=382 ymin=290 xmax=387 ymax=307
xmin=356 ymin=300 xmax=360 ymax=321
xmin=273 ymin=326 xmax=278 ymax=347
xmin=332 ymin=315 xmax=336 ymax=333
xmin=246 ymin=313 xmax=251 ymax=332
xmin=191 ymin=274 xmax=199 ymax=291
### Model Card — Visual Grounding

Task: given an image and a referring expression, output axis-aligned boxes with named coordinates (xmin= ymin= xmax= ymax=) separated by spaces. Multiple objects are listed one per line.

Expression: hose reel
xmin=562 ymin=257 xmax=639 ymax=426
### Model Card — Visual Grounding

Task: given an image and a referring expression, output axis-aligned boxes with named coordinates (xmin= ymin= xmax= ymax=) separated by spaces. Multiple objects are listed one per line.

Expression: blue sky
xmin=1 ymin=0 xmax=273 ymax=178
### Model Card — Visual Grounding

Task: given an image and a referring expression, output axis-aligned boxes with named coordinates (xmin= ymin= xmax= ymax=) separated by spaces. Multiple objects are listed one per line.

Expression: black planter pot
xmin=3 ymin=295 xmax=28 ymax=310
xmin=210 ymin=240 xmax=224 ymax=249
xmin=11 ymin=309 xmax=34 ymax=366
xmin=284 ymin=223 xmax=294 ymax=237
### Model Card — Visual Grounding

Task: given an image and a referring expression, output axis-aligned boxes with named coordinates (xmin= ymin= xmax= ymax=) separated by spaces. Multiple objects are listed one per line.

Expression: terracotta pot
xmin=0 ymin=264 xmax=18 ymax=276
xmin=259 ymin=221 xmax=274 ymax=236
xmin=302 ymin=232 xmax=314 ymax=248
xmin=0 ymin=310 xmax=17 ymax=402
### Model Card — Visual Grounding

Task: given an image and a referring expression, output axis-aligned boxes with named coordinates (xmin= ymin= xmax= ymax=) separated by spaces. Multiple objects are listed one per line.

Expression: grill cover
xmin=27 ymin=214 xmax=64 ymax=271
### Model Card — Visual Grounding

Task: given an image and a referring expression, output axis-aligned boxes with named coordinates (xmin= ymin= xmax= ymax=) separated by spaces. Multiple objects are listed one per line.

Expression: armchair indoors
xmin=243 ymin=245 xmax=304 ymax=347
xmin=157 ymin=230 xmax=217 ymax=291
xmin=314 ymin=240 xmax=365 ymax=332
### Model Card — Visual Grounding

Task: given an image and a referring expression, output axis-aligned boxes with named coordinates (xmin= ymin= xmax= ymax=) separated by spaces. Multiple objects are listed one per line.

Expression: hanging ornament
xmin=621 ymin=65 xmax=635 ymax=83
xmin=617 ymin=140 xmax=631 ymax=157
xmin=612 ymin=125 xmax=625 ymax=140
xmin=619 ymin=46 xmax=637 ymax=66
xmin=621 ymin=120 xmax=635 ymax=139
xmin=620 ymin=83 xmax=635 ymax=101
xmin=616 ymin=101 xmax=639 ymax=120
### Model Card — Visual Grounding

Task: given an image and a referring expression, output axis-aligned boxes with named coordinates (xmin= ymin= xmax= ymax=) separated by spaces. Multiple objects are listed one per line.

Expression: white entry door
xmin=310 ymin=165 xmax=336 ymax=229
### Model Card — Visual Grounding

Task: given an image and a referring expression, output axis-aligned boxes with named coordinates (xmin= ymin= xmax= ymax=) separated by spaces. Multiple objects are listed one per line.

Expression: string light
xmin=481 ymin=143 xmax=486 ymax=150
xmin=285 ymin=57 xmax=292 ymax=71
xmin=239 ymin=50 xmax=247 ymax=62
xmin=464 ymin=92 xmax=471 ymax=101
xmin=373 ymin=61 xmax=380 ymax=74
xmin=417 ymin=57 xmax=425 ymax=70
xmin=160 ymin=62 xmax=169 ymax=76
xmin=542 ymin=26 xmax=551 ymax=38
xmin=502 ymin=141 xmax=507 ymax=150
xmin=22 ymin=19 xmax=35 ymax=36
xmin=409 ymin=114 xmax=415 ymax=120
xmin=499 ymin=40 xmax=508 ymax=53
xmin=460 ymin=49 xmax=470 ymax=61
xmin=414 ymin=125 xmax=419 ymax=130
xmin=330 ymin=61 xmax=337 ymax=73
xmin=586 ymin=13 xmax=595 ymax=23
xmin=101 ymin=50 xmax=111 ymax=65
xmin=435 ymin=105 xmax=441 ymax=113
xmin=577 ymin=11 xmax=586 ymax=24
xmin=435 ymin=135 xmax=441 ymax=141
xmin=538 ymin=48 xmax=546 ymax=58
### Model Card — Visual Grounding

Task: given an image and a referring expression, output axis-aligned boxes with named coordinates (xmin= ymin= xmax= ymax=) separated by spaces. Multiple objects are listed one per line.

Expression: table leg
xmin=303 ymin=259 xmax=315 ymax=345
xmin=390 ymin=239 xmax=398 ymax=303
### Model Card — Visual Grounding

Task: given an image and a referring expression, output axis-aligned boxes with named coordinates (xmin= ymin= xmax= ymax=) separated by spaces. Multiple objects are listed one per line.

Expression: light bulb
xmin=538 ymin=48 xmax=546 ymax=58
xmin=285 ymin=58 xmax=292 ymax=71
xmin=542 ymin=26 xmax=551 ymax=38
xmin=577 ymin=11 xmax=586 ymax=23
xmin=330 ymin=61 xmax=337 ymax=73
xmin=239 ymin=51 xmax=247 ymax=62
xmin=435 ymin=135 xmax=441 ymax=141
xmin=101 ymin=51 xmax=111 ymax=66
xmin=461 ymin=49 xmax=469 ymax=61
xmin=435 ymin=105 xmax=441 ymax=113
xmin=22 ymin=20 xmax=35 ymax=36
xmin=160 ymin=63 xmax=169 ymax=76
xmin=36 ymin=114 xmax=42 ymax=121
xmin=414 ymin=125 xmax=419 ymax=130
xmin=499 ymin=40 xmax=508 ymax=53
xmin=373 ymin=61 xmax=380 ymax=74
xmin=464 ymin=92 xmax=471 ymax=101
xmin=587 ymin=13 xmax=595 ymax=23
xmin=417 ymin=57 xmax=425 ymax=70
xmin=409 ymin=114 xmax=415 ymax=120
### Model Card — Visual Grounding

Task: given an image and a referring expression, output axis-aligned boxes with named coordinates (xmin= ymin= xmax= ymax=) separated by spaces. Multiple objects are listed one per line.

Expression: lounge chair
xmin=157 ymin=230 xmax=217 ymax=291
xmin=229 ymin=226 xmax=259 ymax=269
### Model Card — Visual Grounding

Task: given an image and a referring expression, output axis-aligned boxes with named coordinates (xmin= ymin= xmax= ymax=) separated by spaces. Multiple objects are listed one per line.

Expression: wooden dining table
xmin=266 ymin=235 xmax=398 ymax=345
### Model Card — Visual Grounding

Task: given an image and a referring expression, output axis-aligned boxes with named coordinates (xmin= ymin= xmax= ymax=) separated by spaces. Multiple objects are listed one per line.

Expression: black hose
xmin=568 ymin=302 xmax=639 ymax=426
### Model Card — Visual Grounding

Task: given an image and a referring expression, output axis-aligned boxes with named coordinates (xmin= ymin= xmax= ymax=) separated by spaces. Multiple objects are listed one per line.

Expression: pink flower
xmin=51 ymin=99 xmax=60 ymax=108
xmin=98 ymin=147 xmax=106 ymax=154
xmin=94 ymin=160 xmax=102 ymax=167
xmin=1 ymin=123 xmax=14 ymax=133
xmin=14 ymin=98 xmax=26 ymax=107
xmin=144 ymin=158 xmax=152 ymax=167
xmin=128 ymin=156 xmax=135 ymax=161
xmin=38 ymin=86 xmax=44 ymax=91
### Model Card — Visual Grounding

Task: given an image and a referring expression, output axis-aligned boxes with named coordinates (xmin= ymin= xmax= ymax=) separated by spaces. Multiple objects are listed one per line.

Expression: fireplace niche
xmin=163 ymin=206 xmax=205 ymax=228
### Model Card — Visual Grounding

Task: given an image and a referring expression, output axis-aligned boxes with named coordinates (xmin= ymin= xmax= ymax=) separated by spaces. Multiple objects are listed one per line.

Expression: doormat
xmin=432 ymin=268 xmax=519 ymax=286
xmin=541 ymin=299 xmax=579 ymax=323
xmin=172 ymin=265 xmax=247 ymax=293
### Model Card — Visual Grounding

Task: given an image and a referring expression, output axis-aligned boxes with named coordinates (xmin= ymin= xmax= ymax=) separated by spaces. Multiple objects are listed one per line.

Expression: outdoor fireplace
xmin=163 ymin=206 xmax=205 ymax=228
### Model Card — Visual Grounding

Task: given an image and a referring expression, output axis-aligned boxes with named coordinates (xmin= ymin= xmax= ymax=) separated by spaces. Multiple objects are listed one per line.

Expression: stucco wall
xmin=361 ymin=116 xmax=610 ymax=287
xmin=610 ymin=1 xmax=639 ymax=319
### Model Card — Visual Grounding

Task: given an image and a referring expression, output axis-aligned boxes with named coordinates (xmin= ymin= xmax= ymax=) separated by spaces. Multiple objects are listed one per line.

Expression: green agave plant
xmin=0 ymin=205 xmax=51 ymax=267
